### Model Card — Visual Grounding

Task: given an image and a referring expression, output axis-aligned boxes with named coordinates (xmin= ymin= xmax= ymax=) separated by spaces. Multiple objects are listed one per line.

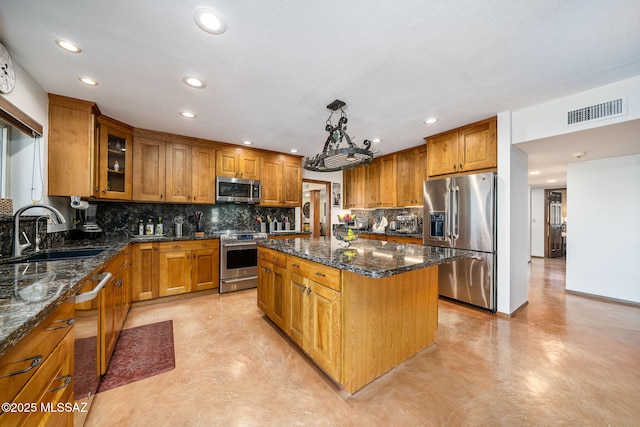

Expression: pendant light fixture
xmin=303 ymin=100 xmax=374 ymax=172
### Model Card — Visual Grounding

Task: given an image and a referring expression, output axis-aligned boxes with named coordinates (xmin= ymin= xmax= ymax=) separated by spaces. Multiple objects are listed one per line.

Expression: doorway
xmin=302 ymin=180 xmax=331 ymax=238
xmin=544 ymin=189 xmax=566 ymax=258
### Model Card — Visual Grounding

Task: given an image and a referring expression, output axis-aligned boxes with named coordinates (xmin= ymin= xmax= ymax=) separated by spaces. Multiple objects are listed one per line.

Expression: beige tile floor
xmin=86 ymin=257 xmax=640 ymax=426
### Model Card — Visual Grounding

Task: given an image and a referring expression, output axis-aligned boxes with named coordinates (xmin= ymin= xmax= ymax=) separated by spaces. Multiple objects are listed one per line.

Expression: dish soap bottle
xmin=138 ymin=219 xmax=144 ymax=236
xmin=156 ymin=216 xmax=164 ymax=235
xmin=145 ymin=218 xmax=154 ymax=235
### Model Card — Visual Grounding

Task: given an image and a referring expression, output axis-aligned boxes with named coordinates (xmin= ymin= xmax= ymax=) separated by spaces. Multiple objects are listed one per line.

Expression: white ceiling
xmin=1 ymin=0 xmax=640 ymax=187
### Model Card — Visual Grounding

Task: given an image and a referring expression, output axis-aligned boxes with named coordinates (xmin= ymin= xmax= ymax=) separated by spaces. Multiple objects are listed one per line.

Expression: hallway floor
xmin=86 ymin=257 xmax=640 ymax=426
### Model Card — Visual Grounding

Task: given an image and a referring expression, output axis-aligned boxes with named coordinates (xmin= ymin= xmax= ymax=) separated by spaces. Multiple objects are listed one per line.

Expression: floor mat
xmin=97 ymin=320 xmax=175 ymax=393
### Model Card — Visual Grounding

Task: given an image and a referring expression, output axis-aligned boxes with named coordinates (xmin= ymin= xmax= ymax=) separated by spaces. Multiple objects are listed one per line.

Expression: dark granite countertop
xmin=0 ymin=233 xmax=226 ymax=358
xmin=258 ymin=236 xmax=478 ymax=279
xmin=358 ymin=230 xmax=423 ymax=239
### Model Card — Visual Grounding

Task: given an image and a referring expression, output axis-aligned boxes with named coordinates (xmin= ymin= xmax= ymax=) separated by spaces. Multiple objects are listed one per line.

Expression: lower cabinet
xmin=100 ymin=249 xmax=131 ymax=374
xmin=0 ymin=299 xmax=75 ymax=427
xmin=133 ymin=240 xmax=219 ymax=301
xmin=258 ymin=248 xmax=342 ymax=381
xmin=257 ymin=248 xmax=287 ymax=329
xmin=132 ymin=242 xmax=159 ymax=301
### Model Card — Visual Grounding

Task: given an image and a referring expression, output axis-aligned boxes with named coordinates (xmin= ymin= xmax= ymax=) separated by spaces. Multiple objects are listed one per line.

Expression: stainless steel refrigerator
xmin=423 ymin=172 xmax=496 ymax=312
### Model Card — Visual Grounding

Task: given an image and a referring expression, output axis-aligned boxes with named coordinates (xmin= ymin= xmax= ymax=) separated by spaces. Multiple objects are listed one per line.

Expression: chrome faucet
xmin=34 ymin=216 xmax=49 ymax=252
xmin=13 ymin=204 xmax=67 ymax=257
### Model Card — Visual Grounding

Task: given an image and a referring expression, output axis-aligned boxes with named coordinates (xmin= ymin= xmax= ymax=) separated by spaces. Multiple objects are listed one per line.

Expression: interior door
xmin=545 ymin=190 xmax=564 ymax=258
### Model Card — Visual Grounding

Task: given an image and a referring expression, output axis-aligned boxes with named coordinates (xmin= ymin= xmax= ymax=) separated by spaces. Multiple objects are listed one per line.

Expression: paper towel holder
xmin=70 ymin=196 xmax=89 ymax=210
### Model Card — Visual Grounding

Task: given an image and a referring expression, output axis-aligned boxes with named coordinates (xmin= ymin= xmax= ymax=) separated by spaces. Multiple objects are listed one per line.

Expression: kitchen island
xmin=257 ymin=236 xmax=477 ymax=394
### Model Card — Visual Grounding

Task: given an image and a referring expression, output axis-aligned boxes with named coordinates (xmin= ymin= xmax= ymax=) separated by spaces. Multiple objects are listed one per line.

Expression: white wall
xmin=512 ymin=75 xmax=640 ymax=143
xmin=566 ymin=155 xmax=640 ymax=303
xmin=2 ymin=54 xmax=74 ymax=226
xmin=530 ymin=188 xmax=545 ymax=257
xmin=496 ymin=111 xmax=530 ymax=315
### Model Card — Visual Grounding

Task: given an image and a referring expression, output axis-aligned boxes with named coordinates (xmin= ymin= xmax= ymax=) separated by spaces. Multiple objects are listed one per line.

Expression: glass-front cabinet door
xmin=97 ymin=116 xmax=133 ymax=200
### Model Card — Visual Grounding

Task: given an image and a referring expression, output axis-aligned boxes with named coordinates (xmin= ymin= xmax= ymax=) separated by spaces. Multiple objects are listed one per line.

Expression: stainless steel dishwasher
xmin=73 ymin=272 xmax=111 ymax=426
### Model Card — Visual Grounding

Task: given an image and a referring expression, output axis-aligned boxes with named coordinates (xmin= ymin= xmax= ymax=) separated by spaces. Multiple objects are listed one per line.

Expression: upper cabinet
xmin=396 ymin=146 xmax=427 ymax=206
xmin=48 ymin=94 xmax=99 ymax=197
xmin=96 ymin=116 xmax=133 ymax=200
xmin=216 ymin=147 xmax=260 ymax=180
xmin=133 ymin=129 xmax=216 ymax=204
xmin=260 ymin=154 xmax=303 ymax=207
xmin=426 ymin=117 xmax=497 ymax=178
xmin=343 ymin=166 xmax=365 ymax=209
xmin=132 ymin=135 xmax=166 ymax=202
xmin=365 ymin=154 xmax=396 ymax=208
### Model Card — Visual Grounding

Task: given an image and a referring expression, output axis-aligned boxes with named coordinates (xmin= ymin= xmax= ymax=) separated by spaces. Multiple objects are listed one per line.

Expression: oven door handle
xmin=221 ymin=242 xmax=257 ymax=247
xmin=75 ymin=272 xmax=112 ymax=304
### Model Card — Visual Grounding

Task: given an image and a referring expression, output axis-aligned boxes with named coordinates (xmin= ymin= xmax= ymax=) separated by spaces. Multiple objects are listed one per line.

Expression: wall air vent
xmin=567 ymin=98 xmax=625 ymax=126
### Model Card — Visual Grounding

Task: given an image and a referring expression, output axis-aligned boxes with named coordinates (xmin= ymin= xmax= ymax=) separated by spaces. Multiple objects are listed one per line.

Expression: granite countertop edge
xmin=259 ymin=237 xmax=478 ymax=279
xmin=1 ymin=232 xmax=236 ymax=358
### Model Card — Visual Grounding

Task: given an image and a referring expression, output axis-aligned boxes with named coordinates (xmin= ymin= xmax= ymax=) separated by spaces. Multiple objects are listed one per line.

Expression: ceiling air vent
xmin=567 ymin=98 xmax=625 ymax=125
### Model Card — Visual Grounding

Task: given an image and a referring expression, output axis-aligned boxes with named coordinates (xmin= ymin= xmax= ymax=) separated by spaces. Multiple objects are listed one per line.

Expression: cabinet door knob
xmin=301 ymin=285 xmax=306 ymax=293
xmin=459 ymin=163 xmax=463 ymax=170
xmin=306 ymin=287 xmax=312 ymax=295
xmin=103 ymin=188 xmax=108 ymax=193
xmin=315 ymin=272 xmax=325 ymax=277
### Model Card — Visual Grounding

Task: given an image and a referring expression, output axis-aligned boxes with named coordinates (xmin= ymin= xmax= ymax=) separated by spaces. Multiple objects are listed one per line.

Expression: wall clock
xmin=0 ymin=42 xmax=16 ymax=94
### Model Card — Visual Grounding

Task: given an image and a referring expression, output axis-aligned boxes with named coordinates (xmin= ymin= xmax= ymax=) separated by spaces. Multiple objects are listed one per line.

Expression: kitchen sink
xmin=0 ymin=248 xmax=106 ymax=265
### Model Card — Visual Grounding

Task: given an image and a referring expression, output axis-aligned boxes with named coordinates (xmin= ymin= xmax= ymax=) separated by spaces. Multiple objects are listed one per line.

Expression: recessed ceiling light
xmin=78 ymin=77 xmax=98 ymax=86
xmin=529 ymin=171 xmax=541 ymax=175
xmin=194 ymin=8 xmax=227 ymax=35
xmin=572 ymin=151 xmax=587 ymax=159
xmin=242 ymin=140 xmax=252 ymax=145
xmin=547 ymin=179 xmax=557 ymax=183
xmin=372 ymin=138 xmax=382 ymax=143
xmin=290 ymin=148 xmax=298 ymax=153
xmin=183 ymin=76 xmax=206 ymax=88
xmin=55 ymin=39 xmax=82 ymax=53
xmin=180 ymin=111 xmax=196 ymax=118
xmin=424 ymin=117 xmax=439 ymax=124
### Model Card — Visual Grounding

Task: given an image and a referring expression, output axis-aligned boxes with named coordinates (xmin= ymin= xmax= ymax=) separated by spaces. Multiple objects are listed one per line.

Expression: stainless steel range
xmin=217 ymin=230 xmax=268 ymax=293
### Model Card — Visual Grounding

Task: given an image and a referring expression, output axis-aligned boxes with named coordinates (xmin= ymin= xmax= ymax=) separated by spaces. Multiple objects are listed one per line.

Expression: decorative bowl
xmin=334 ymin=229 xmax=359 ymax=247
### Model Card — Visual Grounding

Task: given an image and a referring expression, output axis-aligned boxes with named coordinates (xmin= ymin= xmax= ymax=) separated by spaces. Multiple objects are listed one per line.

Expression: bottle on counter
xmin=145 ymin=218 xmax=154 ymax=235
xmin=156 ymin=216 xmax=164 ymax=235
xmin=138 ymin=219 xmax=144 ymax=236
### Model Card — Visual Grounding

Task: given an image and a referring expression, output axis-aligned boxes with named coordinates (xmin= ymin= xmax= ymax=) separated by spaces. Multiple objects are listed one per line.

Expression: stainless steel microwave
xmin=216 ymin=176 xmax=261 ymax=204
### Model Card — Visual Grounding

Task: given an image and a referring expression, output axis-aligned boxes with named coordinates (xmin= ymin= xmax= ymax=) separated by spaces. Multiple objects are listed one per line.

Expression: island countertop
xmin=258 ymin=236 xmax=478 ymax=278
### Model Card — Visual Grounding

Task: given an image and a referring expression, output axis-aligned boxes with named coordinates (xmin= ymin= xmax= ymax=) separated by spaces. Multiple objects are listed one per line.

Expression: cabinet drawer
xmin=0 ymin=299 xmax=74 ymax=404
xmin=0 ymin=331 xmax=74 ymax=426
xmin=258 ymin=248 xmax=287 ymax=268
xmin=287 ymin=256 xmax=341 ymax=291
xmin=159 ymin=239 xmax=218 ymax=253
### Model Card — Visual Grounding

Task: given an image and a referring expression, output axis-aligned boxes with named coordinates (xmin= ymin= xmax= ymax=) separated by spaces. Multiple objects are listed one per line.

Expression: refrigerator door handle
xmin=446 ymin=186 xmax=453 ymax=240
xmin=452 ymin=185 xmax=460 ymax=240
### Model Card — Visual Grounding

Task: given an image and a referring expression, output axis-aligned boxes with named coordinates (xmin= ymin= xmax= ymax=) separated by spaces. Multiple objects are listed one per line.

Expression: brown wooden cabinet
xmin=365 ymin=154 xmax=396 ymax=208
xmin=133 ymin=131 xmax=216 ymax=204
xmin=257 ymin=247 xmax=287 ymax=329
xmin=285 ymin=256 xmax=342 ymax=380
xmin=216 ymin=147 xmax=260 ymax=179
xmin=396 ymin=145 xmax=427 ymax=206
xmin=426 ymin=117 xmax=497 ymax=178
xmin=260 ymin=154 xmax=303 ymax=207
xmin=166 ymin=142 xmax=192 ymax=203
xmin=158 ymin=240 xmax=219 ymax=297
xmin=100 ymin=249 xmax=131 ymax=374
xmin=343 ymin=166 xmax=365 ymax=209
xmin=133 ymin=135 xmax=166 ymax=201
xmin=191 ymin=243 xmax=219 ymax=292
xmin=191 ymin=145 xmax=216 ymax=204
xmin=96 ymin=116 xmax=133 ymax=200
xmin=47 ymin=94 xmax=99 ymax=197
xmin=260 ymin=154 xmax=283 ymax=206
xmin=132 ymin=242 xmax=159 ymax=301
xmin=0 ymin=299 xmax=75 ymax=427
xmin=282 ymin=157 xmax=302 ymax=206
